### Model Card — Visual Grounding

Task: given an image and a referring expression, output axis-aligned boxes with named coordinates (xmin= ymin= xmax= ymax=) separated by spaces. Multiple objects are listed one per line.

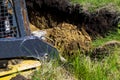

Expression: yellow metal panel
xmin=0 ymin=60 xmax=41 ymax=80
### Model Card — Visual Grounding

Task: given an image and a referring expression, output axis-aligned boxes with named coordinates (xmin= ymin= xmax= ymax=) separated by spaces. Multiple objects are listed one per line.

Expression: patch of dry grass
xmin=32 ymin=60 xmax=77 ymax=80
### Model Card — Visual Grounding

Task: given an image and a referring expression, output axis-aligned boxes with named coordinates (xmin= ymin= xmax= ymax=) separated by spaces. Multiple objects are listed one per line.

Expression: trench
xmin=26 ymin=0 xmax=119 ymax=56
xmin=26 ymin=0 xmax=119 ymax=38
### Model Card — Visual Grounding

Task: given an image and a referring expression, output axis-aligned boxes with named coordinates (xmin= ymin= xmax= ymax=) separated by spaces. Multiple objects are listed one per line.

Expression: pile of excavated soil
xmin=30 ymin=22 xmax=92 ymax=57
xmin=45 ymin=23 xmax=91 ymax=56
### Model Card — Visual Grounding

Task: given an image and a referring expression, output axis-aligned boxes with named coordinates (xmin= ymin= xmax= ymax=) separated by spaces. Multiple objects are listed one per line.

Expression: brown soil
xmin=45 ymin=22 xmax=91 ymax=57
xmin=91 ymin=40 xmax=120 ymax=59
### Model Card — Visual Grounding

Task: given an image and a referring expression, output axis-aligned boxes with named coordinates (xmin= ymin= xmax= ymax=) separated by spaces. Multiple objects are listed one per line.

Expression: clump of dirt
xmin=91 ymin=40 xmax=120 ymax=59
xmin=45 ymin=23 xmax=91 ymax=57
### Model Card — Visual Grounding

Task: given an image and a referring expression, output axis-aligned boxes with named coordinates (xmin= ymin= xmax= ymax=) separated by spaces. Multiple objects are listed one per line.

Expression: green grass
xmin=71 ymin=48 xmax=120 ymax=80
xmin=32 ymin=48 xmax=120 ymax=80
xmin=32 ymin=60 xmax=76 ymax=80
xmin=92 ymin=31 xmax=120 ymax=47
xmin=70 ymin=0 xmax=120 ymax=12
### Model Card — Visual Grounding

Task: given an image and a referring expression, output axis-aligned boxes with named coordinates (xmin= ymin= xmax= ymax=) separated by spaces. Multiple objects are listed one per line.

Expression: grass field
xmin=71 ymin=49 xmax=120 ymax=80
xmin=32 ymin=48 xmax=120 ymax=80
xmin=32 ymin=0 xmax=120 ymax=80
xmin=70 ymin=0 xmax=120 ymax=12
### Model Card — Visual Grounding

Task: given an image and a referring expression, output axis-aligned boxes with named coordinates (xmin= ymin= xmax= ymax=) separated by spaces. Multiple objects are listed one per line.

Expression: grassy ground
xmin=71 ymin=0 xmax=120 ymax=12
xmin=92 ymin=31 xmax=120 ymax=47
xmin=32 ymin=48 xmax=120 ymax=80
xmin=32 ymin=60 xmax=77 ymax=80
xmin=71 ymin=48 xmax=120 ymax=80
xmin=32 ymin=0 xmax=120 ymax=80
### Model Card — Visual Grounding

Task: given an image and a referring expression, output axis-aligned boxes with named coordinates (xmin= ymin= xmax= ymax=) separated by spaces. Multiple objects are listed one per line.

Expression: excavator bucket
xmin=0 ymin=36 xmax=59 ymax=60
xmin=0 ymin=0 xmax=59 ymax=79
